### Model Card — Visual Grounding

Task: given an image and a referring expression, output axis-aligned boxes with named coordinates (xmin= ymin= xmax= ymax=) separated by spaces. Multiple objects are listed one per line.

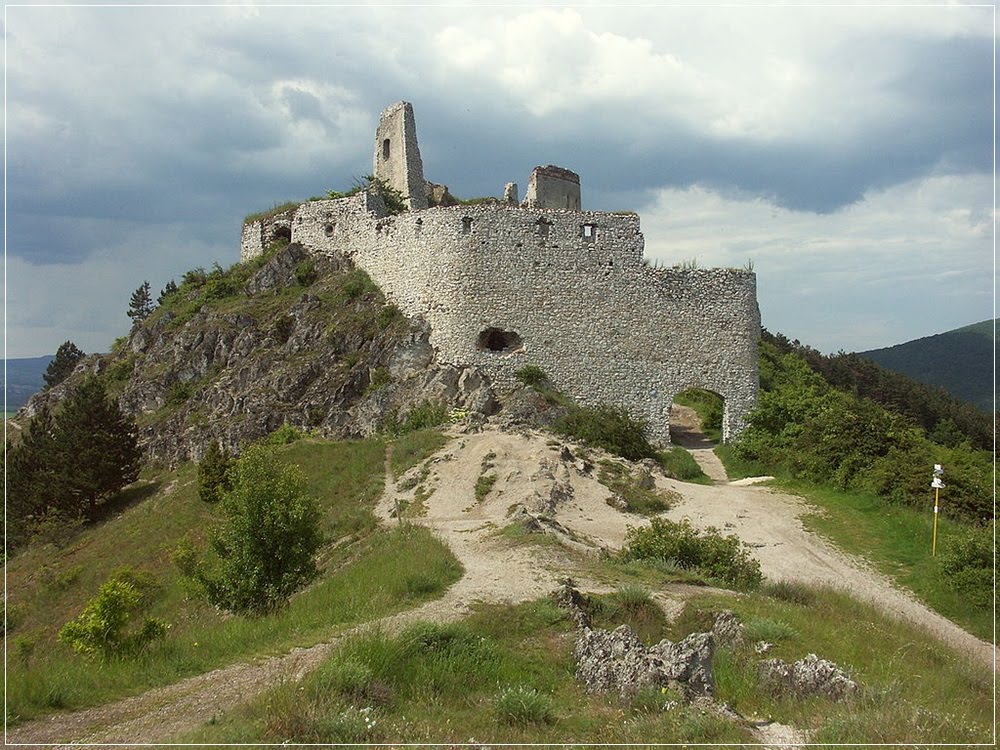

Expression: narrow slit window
xmin=382 ymin=138 xmax=391 ymax=160
xmin=462 ymin=216 xmax=473 ymax=235
xmin=582 ymin=223 xmax=597 ymax=242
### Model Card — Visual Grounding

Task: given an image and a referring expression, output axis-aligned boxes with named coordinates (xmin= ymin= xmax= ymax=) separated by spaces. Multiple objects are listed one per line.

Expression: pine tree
xmin=44 ymin=340 xmax=85 ymax=388
xmin=51 ymin=377 xmax=143 ymax=517
xmin=157 ymin=279 xmax=178 ymax=305
xmin=7 ymin=406 xmax=67 ymax=544
xmin=127 ymin=281 xmax=154 ymax=323
xmin=198 ymin=441 xmax=233 ymax=503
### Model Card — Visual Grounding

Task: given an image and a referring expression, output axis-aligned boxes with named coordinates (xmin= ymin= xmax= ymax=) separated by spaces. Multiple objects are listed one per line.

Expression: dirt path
xmin=9 ymin=424 xmax=994 ymax=745
xmin=669 ymin=412 xmax=996 ymax=672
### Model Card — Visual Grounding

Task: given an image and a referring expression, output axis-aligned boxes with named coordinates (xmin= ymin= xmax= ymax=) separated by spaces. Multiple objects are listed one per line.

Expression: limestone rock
xmin=758 ymin=653 xmax=859 ymax=701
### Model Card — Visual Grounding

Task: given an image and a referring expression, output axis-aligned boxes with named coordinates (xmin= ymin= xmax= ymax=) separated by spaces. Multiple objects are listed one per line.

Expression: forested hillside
xmin=859 ymin=320 xmax=994 ymax=412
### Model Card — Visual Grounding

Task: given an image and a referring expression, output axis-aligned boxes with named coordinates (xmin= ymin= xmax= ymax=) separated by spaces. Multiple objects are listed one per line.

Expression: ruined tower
xmin=524 ymin=165 xmax=581 ymax=210
xmin=373 ymin=101 xmax=428 ymax=210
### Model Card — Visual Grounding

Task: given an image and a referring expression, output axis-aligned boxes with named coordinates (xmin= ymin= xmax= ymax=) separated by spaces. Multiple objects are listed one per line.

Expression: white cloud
xmin=639 ymin=173 xmax=994 ymax=352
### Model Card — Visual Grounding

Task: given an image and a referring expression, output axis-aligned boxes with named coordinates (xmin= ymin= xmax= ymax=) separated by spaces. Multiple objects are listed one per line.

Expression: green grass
xmin=178 ymin=580 xmax=992 ymax=745
xmin=658 ymin=446 xmax=712 ymax=484
xmin=597 ymin=460 xmax=676 ymax=515
xmin=682 ymin=587 xmax=992 ymax=744
xmin=714 ymin=443 xmax=766 ymax=480
xmin=777 ymin=479 xmax=993 ymax=640
xmin=4 ymin=438 xmax=461 ymax=726
xmin=177 ymin=598 xmax=750 ymax=744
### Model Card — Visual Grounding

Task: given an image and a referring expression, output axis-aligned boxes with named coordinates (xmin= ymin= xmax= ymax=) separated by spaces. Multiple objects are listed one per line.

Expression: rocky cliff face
xmin=20 ymin=242 xmax=497 ymax=465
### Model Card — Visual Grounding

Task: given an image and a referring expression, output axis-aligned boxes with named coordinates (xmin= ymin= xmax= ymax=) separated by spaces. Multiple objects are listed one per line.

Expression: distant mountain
xmin=860 ymin=320 xmax=994 ymax=412
xmin=4 ymin=356 xmax=53 ymax=412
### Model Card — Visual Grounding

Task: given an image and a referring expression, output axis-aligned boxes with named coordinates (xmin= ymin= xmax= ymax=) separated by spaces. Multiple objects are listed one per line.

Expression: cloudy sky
xmin=4 ymin=1 xmax=995 ymax=359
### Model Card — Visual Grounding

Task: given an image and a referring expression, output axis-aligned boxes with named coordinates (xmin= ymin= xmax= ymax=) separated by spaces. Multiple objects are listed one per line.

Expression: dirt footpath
xmin=8 ymin=423 xmax=994 ymax=746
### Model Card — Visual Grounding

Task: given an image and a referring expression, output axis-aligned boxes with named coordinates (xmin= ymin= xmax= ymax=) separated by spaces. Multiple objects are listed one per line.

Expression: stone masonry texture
xmin=241 ymin=103 xmax=760 ymax=443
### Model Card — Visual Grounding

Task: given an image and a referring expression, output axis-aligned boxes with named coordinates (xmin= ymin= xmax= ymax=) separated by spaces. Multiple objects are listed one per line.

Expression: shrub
xmin=200 ymin=445 xmax=323 ymax=614
xmin=515 ymin=365 xmax=549 ymax=388
xmin=620 ymin=517 xmax=762 ymax=590
xmin=295 ymin=259 xmax=318 ymax=287
xmin=273 ymin=314 xmax=295 ymax=344
xmin=393 ymin=401 xmax=449 ymax=434
xmin=58 ymin=567 xmax=168 ymax=658
xmin=938 ymin=522 xmax=994 ymax=608
xmin=167 ymin=381 xmax=194 ymax=407
xmin=494 ymin=685 xmax=555 ymax=726
xmin=556 ymin=404 xmax=656 ymax=461
xmin=376 ymin=305 xmax=404 ymax=330
xmin=263 ymin=422 xmax=307 ymax=445
xmin=198 ymin=441 xmax=233 ymax=503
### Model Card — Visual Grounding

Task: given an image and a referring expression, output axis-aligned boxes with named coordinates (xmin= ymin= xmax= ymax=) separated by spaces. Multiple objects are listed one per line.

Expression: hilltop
xmin=860 ymin=319 xmax=995 ymax=412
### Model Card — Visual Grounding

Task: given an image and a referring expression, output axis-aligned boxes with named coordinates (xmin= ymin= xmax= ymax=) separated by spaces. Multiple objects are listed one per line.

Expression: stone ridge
xmin=240 ymin=104 xmax=760 ymax=443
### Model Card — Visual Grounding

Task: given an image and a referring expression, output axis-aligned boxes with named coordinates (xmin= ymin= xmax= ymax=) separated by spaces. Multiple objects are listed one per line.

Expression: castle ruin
xmin=241 ymin=102 xmax=760 ymax=443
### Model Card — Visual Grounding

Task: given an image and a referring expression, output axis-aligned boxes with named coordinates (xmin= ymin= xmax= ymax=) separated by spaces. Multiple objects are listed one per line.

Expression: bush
xmin=938 ymin=522 xmax=994 ymax=608
xmin=58 ymin=567 xmax=168 ymax=658
xmin=556 ymin=404 xmax=656 ymax=461
xmin=198 ymin=441 xmax=233 ymax=503
xmin=263 ymin=422 xmax=307 ymax=445
xmin=392 ymin=401 xmax=449 ymax=434
xmin=515 ymin=365 xmax=549 ymax=388
xmin=621 ymin=517 xmax=762 ymax=590
xmin=200 ymin=445 xmax=323 ymax=614
xmin=295 ymin=259 xmax=318 ymax=287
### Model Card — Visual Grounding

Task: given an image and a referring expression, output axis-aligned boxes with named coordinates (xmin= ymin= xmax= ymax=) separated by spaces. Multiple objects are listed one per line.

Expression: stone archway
xmin=670 ymin=388 xmax=724 ymax=447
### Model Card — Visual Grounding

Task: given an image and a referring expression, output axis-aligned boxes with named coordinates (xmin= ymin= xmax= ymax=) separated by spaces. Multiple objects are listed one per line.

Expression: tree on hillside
xmin=200 ymin=445 xmax=322 ymax=615
xmin=197 ymin=440 xmax=233 ymax=504
xmin=52 ymin=377 xmax=143 ymax=517
xmin=128 ymin=281 xmax=154 ymax=323
xmin=157 ymin=279 xmax=178 ymax=305
xmin=6 ymin=406 xmax=64 ymax=544
xmin=44 ymin=340 xmax=85 ymax=388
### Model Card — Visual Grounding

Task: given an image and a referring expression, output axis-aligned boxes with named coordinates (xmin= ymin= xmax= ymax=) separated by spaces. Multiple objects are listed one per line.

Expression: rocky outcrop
xmin=758 ymin=653 xmax=860 ymax=701
xmin=574 ymin=624 xmax=715 ymax=700
xmin=18 ymin=243 xmax=499 ymax=465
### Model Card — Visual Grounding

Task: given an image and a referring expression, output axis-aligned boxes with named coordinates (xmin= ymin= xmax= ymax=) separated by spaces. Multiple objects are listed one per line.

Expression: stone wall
xmin=525 ymin=165 xmax=582 ymax=210
xmin=282 ymin=195 xmax=759 ymax=442
xmin=241 ymin=209 xmax=295 ymax=262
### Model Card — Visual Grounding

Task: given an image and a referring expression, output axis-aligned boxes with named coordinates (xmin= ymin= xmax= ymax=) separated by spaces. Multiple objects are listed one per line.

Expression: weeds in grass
xmin=494 ymin=685 xmax=555 ymax=725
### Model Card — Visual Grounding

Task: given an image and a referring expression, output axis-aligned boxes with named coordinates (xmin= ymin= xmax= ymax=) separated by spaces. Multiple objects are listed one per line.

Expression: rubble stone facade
xmin=240 ymin=103 xmax=760 ymax=442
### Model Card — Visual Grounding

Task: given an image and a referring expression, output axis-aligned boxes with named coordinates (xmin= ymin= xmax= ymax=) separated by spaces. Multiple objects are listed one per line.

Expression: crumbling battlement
xmin=240 ymin=102 xmax=760 ymax=442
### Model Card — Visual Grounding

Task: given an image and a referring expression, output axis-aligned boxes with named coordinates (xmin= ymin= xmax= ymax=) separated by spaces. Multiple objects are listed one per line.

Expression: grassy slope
xmin=178 ymin=582 xmax=992 ymax=745
xmin=5 ymin=432 xmax=458 ymax=725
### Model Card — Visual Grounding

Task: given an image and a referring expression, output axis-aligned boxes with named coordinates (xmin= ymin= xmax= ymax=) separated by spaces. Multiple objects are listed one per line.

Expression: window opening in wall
xmin=476 ymin=327 xmax=523 ymax=353
xmin=324 ymin=223 xmax=335 ymax=237
xmin=415 ymin=217 xmax=423 ymax=236
xmin=582 ymin=223 xmax=597 ymax=242
xmin=535 ymin=218 xmax=552 ymax=238
xmin=462 ymin=216 xmax=473 ymax=235
xmin=273 ymin=226 xmax=292 ymax=243
xmin=382 ymin=138 xmax=390 ymax=160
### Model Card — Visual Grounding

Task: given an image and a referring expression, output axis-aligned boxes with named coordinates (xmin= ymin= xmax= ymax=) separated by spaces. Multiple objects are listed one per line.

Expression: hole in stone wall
xmin=535 ymin=218 xmax=552 ymax=238
xmin=582 ymin=223 xmax=597 ymax=242
xmin=382 ymin=138 xmax=391 ymax=160
xmin=462 ymin=216 xmax=473 ymax=235
xmin=476 ymin=327 xmax=523 ymax=353
xmin=273 ymin=226 xmax=292 ymax=243
xmin=324 ymin=223 xmax=335 ymax=237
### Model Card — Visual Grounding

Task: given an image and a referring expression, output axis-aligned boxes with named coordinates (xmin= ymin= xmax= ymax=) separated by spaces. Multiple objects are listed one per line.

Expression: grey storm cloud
xmin=4 ymin=3 xmax=994 ymax=357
